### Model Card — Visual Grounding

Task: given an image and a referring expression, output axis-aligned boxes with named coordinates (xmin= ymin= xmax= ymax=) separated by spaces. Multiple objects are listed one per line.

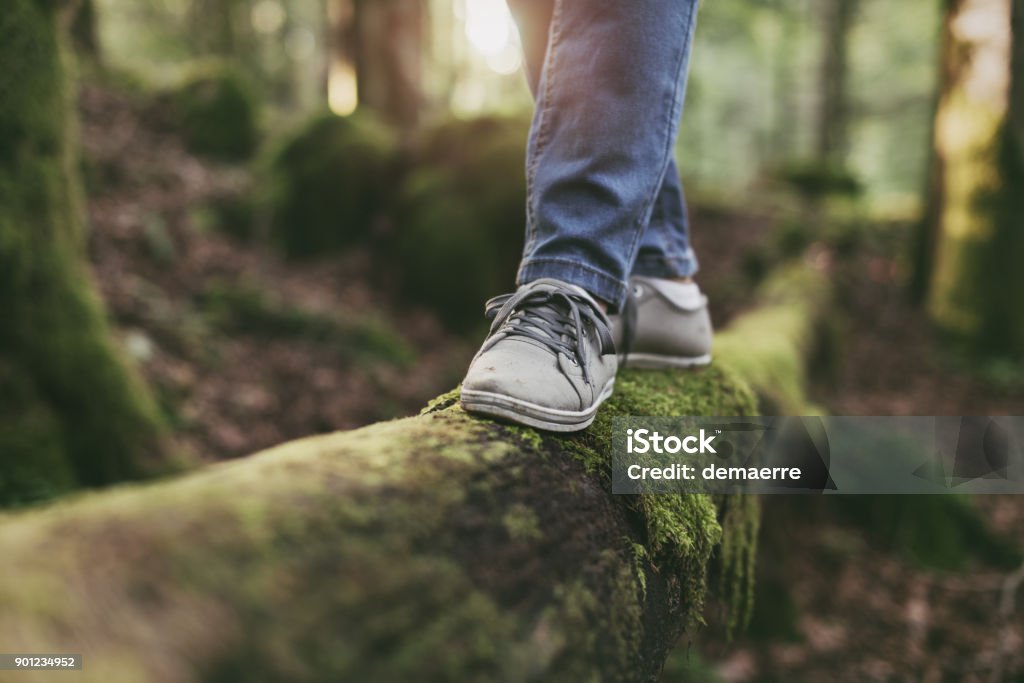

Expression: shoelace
xmin=482 ymin=286 xmax=614 ymax=386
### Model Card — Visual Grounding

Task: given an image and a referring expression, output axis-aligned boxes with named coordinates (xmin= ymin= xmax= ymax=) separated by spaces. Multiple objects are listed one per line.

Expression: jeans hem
xmin=632 ymin=251 xmax=699 ymax=279
xmin=518 ymin=258 xmax=627 ymax=312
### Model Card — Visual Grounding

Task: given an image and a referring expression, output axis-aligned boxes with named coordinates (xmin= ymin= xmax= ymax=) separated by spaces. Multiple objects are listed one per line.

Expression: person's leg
xmin=508 ymin=0 xmax=700 ymax=284
xmin=508 ymin=0 xmax=700 ymax=312
xmin=633 ymin=158 xmax=700 ymax=280
xmin=613 ymin=156 xmax=713 ymax=368
xmin=460 ymin=0 xmax=702 ymax=431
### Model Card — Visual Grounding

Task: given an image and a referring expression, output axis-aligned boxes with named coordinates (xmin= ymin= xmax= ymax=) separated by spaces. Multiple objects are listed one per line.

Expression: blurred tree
xmin=188 ymin=0 xmax=243 ymax=57
xmin=332 ymin=0 xmax=427 ymax=126
xmin=0 ymin=0 xmax=180 ymax=504
xmin=916 ymin=0 xmax=1024 ymax=357
xmin=816 ymin=0 xmax=860 ymax=167
xmin=70 ymin=0 xmax=101 ymax=62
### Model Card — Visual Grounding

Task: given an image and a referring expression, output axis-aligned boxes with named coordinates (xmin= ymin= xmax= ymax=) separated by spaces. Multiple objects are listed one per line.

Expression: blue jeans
xmin=507 ymin=0 xmax=700 ymax=311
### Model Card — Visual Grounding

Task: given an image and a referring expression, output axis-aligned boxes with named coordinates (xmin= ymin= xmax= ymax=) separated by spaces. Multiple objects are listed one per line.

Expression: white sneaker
xmin=460 ymin=279 xmax=618 ymax=432
xmin=610 ymin=276 xmax=713 ymax=368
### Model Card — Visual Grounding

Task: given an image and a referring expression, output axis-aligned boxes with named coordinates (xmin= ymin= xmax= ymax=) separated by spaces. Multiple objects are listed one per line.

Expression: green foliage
xmin=266 ymin=111 xmax=398 ymax=258
xmin=394 ymin=115 xmax=529 ymax=329
xmin=172 ymin=62 xmax=260 ymax=161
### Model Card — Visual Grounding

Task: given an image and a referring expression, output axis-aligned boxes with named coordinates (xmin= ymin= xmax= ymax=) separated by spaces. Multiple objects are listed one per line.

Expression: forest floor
xmin=79 ymin=82 xmax=1024 ymax=682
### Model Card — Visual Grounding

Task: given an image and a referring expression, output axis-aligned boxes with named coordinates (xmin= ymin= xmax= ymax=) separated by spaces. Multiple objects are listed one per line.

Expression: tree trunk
xmin=920 ymin=0 xmax=1024 ymax=356
xmin=0 ymin=265 xmax=831 ymax=681
xmin=188 ymin=0 xmax=238 ymax=57
xmin=69 ymin=0 xmax=101 ymax=62
xmin=347 ymin=0 xmax=426 ymax=126
xmin=816 ymin=0 xmax=859 ymax=168
xmin=0 ymin=0 xmax=178 ymax=505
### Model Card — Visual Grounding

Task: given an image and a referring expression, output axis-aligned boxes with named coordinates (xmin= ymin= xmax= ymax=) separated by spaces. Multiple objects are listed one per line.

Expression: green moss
xmin=0 ymin=360 xmax=764 ymax=680
xmin=0 ymin=254 xmax=857 ymax=675
xmin=502 ymin=504 xmax=543 ymax=541
xmin=0 ymin=0 xmax=176 ymax=503
xmin=173 ymin=62 xmax=260 ymax=161
xmin=630 ymin=542 xmax=648 ymax=599
xmin=394 ymin=115 xmax=530 ymax=330
xmin=548 ymin=365 xmax=758 ymax=631
xmin=926 ymin=64 xmax=1024 ymax=357
xmin=714 ymin=264 xmax=831 ymax=413
xmin=716 ymin=494 xmax=760 ymax=635
xmin=420 ymin=387 xmax=461 ymax=415
xmin=0 ymin=362 xmax=77 ymax=506
xmin=265 ymin=111 xmax=398 ymax=258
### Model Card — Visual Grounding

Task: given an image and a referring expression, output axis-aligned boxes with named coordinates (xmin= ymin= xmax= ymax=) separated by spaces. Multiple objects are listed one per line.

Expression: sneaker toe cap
xmin=462 ymin=342 xmax=584 ymax=410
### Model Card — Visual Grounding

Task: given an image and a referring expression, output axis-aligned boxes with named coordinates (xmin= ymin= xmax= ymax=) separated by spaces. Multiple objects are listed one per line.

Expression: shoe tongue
xmin=522 ymin=278 xmax=601 ymax=310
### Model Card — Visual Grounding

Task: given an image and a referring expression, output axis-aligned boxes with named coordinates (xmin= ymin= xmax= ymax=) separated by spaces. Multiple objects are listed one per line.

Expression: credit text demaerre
xmin=624 ymin=428 xmax=802 ymax=482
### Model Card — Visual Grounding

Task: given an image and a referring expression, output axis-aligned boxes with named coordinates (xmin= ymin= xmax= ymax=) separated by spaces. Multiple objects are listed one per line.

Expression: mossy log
xmin=0 ymin=265 xmax=828 ymax=683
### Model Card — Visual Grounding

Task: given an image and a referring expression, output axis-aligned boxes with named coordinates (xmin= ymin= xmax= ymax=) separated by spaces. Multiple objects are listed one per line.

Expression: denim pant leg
xmin=506 ymin=0 xmax=699 ymax=311
xmin=633 ymin=157 xmax=699 ymax=279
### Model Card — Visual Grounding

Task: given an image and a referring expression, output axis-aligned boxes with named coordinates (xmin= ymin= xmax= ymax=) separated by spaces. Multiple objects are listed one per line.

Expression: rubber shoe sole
xmin=460 ymin=378 xmax=615 ymax=432
xmin=619 ymin=352 xmax=712 ymax=370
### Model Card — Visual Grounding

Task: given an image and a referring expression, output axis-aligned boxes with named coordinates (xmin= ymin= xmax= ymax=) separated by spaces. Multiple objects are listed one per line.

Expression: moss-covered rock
xmin=173 ymin=62 xmax=260 ymax=161
xmin=265 ymin=111 xmax=398 ymax=258
xmin=394 ymin=115 xmax=529 ymax=329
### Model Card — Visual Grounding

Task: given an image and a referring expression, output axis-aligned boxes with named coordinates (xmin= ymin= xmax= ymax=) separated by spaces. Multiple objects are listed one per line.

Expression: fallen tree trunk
xmin=0 ymin=264 xmax=828 ymax=683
